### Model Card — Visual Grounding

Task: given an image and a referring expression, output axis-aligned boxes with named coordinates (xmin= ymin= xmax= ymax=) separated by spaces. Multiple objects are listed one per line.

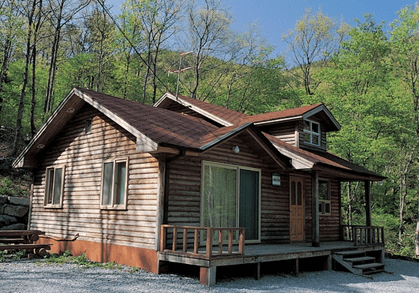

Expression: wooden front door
xmin=290 ymin=176 xmax=304 ymax=241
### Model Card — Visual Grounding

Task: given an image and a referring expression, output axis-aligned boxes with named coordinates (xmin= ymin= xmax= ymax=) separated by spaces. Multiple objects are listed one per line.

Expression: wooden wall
xmin=259 ymin=122 xmax=297 ymax=147
xmin=304 ymin=175 xmax=341 ymax=241
xmin=30 ymin=104 xmax=160 ymax=250
xmin=166 ymin=133 xmax=290 ymax=244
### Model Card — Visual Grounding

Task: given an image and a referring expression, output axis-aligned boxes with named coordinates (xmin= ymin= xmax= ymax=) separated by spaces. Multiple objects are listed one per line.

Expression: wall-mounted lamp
xmin=232 ymin=146 xmax=240 ymax=153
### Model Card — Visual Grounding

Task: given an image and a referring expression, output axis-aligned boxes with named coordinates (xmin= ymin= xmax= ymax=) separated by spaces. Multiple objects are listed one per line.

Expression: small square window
xmin=303 ymin=120 xmax=321 ymax=146
xmin=101 ymin=158 xmax=128 ymax=210
xmin=45 ymin=166 xmax=65 ymax=208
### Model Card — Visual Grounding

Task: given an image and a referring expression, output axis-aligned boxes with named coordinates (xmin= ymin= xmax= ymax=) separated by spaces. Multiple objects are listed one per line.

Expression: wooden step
xmin=353 ymin=262 xmax=385 ymax=270
xmin=353 ymin=262 xmax=385 ymax=275
xmin=345 ymin=256 xmax=375 ymax=263
xmin=332 ymin=250 xmax=385 ymax=276
xmin=334 ymin=250 xmax=365 ymax=257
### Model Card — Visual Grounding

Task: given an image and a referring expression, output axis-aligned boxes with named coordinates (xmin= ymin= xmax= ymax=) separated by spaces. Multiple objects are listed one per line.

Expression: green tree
xmin=390 ymin=2 xmax=419 ymax=256
xmin=313 ymin=15 xmax=412 ymax=231
xmin=282 ymin=8 xmax=347 ymax=95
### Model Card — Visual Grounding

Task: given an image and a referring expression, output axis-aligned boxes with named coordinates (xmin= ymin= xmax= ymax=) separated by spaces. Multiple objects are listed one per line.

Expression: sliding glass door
xmin=202 ymin=162 xmax=260 ymax=242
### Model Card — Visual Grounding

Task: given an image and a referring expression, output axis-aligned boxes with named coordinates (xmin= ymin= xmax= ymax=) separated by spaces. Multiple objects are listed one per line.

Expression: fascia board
xmin=303 ymin=104 xmax=341 ymax=131
xmin=246 ymin=129 xmax=288 ymax=169
xmin=158 ymin=92 xmax=233 ymax=127
xmin=272 ymin=143 xmax=314 ymax=170
xmin=253 ymin=116 xmax=302 ymax=126
xmin=200 ymin=123 xmax=251 ymax=151
xmin=153 ymin=92 xmax=170 ymax=108
xmin=74 ymin=88 xmax=159 ymax=153
xmin=12 ymin=88 xmax=80 ymax=168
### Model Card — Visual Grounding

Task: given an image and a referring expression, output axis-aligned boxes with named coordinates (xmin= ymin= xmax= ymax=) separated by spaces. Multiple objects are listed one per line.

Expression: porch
xmin=158 ymin=225 xmax=385 ymax=286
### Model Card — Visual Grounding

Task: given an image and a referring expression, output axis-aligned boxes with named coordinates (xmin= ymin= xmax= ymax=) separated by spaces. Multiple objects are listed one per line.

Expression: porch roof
xmin=265 ymin=133 xmax=385 ymax=182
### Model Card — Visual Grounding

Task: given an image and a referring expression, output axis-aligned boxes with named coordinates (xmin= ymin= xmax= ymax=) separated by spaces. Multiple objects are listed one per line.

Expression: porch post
xmin=311 ymin=171 xmax=320 ymax=247
xmin=365 ymin=180 xmax=372 ymax=227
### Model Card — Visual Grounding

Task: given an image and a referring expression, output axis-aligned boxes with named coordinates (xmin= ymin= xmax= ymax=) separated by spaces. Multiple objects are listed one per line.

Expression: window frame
xmin=318 ymin=179 xmax=331 ymax=215
xmin=200 ymin=161 xmax=262 ymax=244
xmin=303 ymin=119 xmax=321 ymax=146
xmin=85 ymin=118 xmax=92 ymax=134
xmin=44 ymin=165 xmax=65 ymax=208
xmin=100 ymin=158 xmax=129 ymax=210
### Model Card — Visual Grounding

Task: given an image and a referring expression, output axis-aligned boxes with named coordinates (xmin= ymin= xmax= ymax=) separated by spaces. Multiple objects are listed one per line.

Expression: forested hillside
xmin=2 ymin=0 xmax=419 ymax=257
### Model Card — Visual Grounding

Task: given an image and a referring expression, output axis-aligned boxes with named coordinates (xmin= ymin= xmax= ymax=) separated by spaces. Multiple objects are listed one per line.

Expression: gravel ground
xmin=1 ymin=258 xmax=419 ymax=293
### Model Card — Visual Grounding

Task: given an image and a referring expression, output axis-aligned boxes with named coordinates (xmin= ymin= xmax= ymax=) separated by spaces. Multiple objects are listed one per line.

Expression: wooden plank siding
xmin=165 ymin=133 xmax=290 ymax=244
xmin=259 ymin=122 xmax=298 ymax=147
xmin=304 ymin=175 xmax=341 ymax=242
xmin=30 ymin=104 xmax=160 ymax=250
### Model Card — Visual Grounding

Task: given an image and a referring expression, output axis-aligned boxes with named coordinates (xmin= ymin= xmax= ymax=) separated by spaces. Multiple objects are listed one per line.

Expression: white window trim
xmin=44 ymin=165 xmax=65 ymax=208
xmin=303 ymin=119 xmax=321 ymax=146
xmin=200 ymin=161 xmax=262 ymax=244
xmin=319 ymin=179 xmax=331 ymax=216
xmin=100 ymin=158 xmax=129 ymax=210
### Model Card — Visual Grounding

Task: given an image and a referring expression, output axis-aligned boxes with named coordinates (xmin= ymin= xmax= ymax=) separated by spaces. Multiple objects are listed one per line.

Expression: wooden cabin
xmin=13 ymin=88 xmax=385 ymax=285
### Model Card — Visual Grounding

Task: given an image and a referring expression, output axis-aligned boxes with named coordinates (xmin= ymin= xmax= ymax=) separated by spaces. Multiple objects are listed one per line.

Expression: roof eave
xmin=313 ymin=162 xmax=386 ymax=182
xmin=200 ymin=123 xmax=252 ymax=151
xmin=253 ymin=116 xmax=302 ymax=126
xmin=302 ymin=104 xmax=341 ymax=131
xmin=154 ymin=92 xmax=233 ymax=127
xmin=12 ymin=88 xmax=83 ymax=169
xmin=13 ymin=88 xmax=159 ymax=169
xmin=74 ymin=88 xmax=159 ymax=153
xmin=200 ymin=123 xmax=291 ymax=170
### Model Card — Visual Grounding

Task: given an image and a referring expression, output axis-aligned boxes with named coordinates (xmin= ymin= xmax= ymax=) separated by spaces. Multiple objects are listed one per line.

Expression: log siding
xmin=30 ymin=104 xmax=159 ymax=250
xmin=304 ymin=175 xmax=341 ymax=241
xmin=166 ymin=134 xmax=290 ymax=244
xmin=259 ymin=122 xmax=297 ymax=147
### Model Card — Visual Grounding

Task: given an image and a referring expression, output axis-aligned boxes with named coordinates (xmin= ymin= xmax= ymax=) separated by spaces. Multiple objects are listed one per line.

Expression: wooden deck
xmin=159 ymin=241 xmax=384 ymax=268
xmin=159 ymin=240 xmax=385 ymax=286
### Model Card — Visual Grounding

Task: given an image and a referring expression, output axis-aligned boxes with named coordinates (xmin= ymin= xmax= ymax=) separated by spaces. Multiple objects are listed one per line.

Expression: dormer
xmin=154 ymin=93 xmax=340 ymax=152
xmin=246 ymin=104 xmax=341 ymax=151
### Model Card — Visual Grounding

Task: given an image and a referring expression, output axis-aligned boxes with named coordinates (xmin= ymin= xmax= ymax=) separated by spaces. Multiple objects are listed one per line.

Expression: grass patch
xmin=45 ymin=251 xmax=124 ymax=269
xmin=0 ymin=249 xmax=27 ymax=261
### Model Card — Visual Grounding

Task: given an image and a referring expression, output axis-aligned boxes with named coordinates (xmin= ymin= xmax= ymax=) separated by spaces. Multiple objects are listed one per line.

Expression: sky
xmin=106 ymin=0 xmax=416 ymax=56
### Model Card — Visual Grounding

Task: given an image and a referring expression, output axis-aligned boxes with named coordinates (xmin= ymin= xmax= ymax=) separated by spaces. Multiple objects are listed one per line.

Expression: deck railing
xmin=342 ymin=225 xmax=384 ymax=246
xmin=160 ymin=225 xmax=245 ymax=259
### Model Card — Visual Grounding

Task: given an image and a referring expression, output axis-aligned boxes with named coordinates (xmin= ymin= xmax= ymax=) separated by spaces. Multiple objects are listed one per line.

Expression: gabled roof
xmin=13 ymin=88 xmax=289 ymax=170
xmin=265 ymin=133 xmax=384 ymax=181
xmin=13 ymin=88 xmax=383 ymax=181
xmin=155 ymin=94 xmax=341 ymax=132
xmin=245 ymin=103 xmax=340 ymax=131
xmin=154 ymin=92 xmax=247 ymax=126
xmin=246 ymin=103 xmax=323 ymax=124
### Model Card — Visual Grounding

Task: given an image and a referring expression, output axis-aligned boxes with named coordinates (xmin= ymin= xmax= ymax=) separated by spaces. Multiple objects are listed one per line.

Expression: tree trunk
xmin=399 ymin=153 xmax=412 ymax=242
xmin=0 ymin=36 xmax=13 ymax=114
xmin=12 ymin=0 xmax=36 ymax=156
xmin=416 ymin=159 xmax=419 ymax=256
xmin=30 ymin=0 xmax=43 ymax=139
xmin=399 ymin=178 xmax=405 ymax=242
xmin=44 ymin=27 xmax=61 ymax=115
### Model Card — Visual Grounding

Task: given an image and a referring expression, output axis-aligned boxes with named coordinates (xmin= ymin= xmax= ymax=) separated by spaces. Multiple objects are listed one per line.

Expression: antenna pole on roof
xmin=175 ymin=51 xmax=193 ymax=99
